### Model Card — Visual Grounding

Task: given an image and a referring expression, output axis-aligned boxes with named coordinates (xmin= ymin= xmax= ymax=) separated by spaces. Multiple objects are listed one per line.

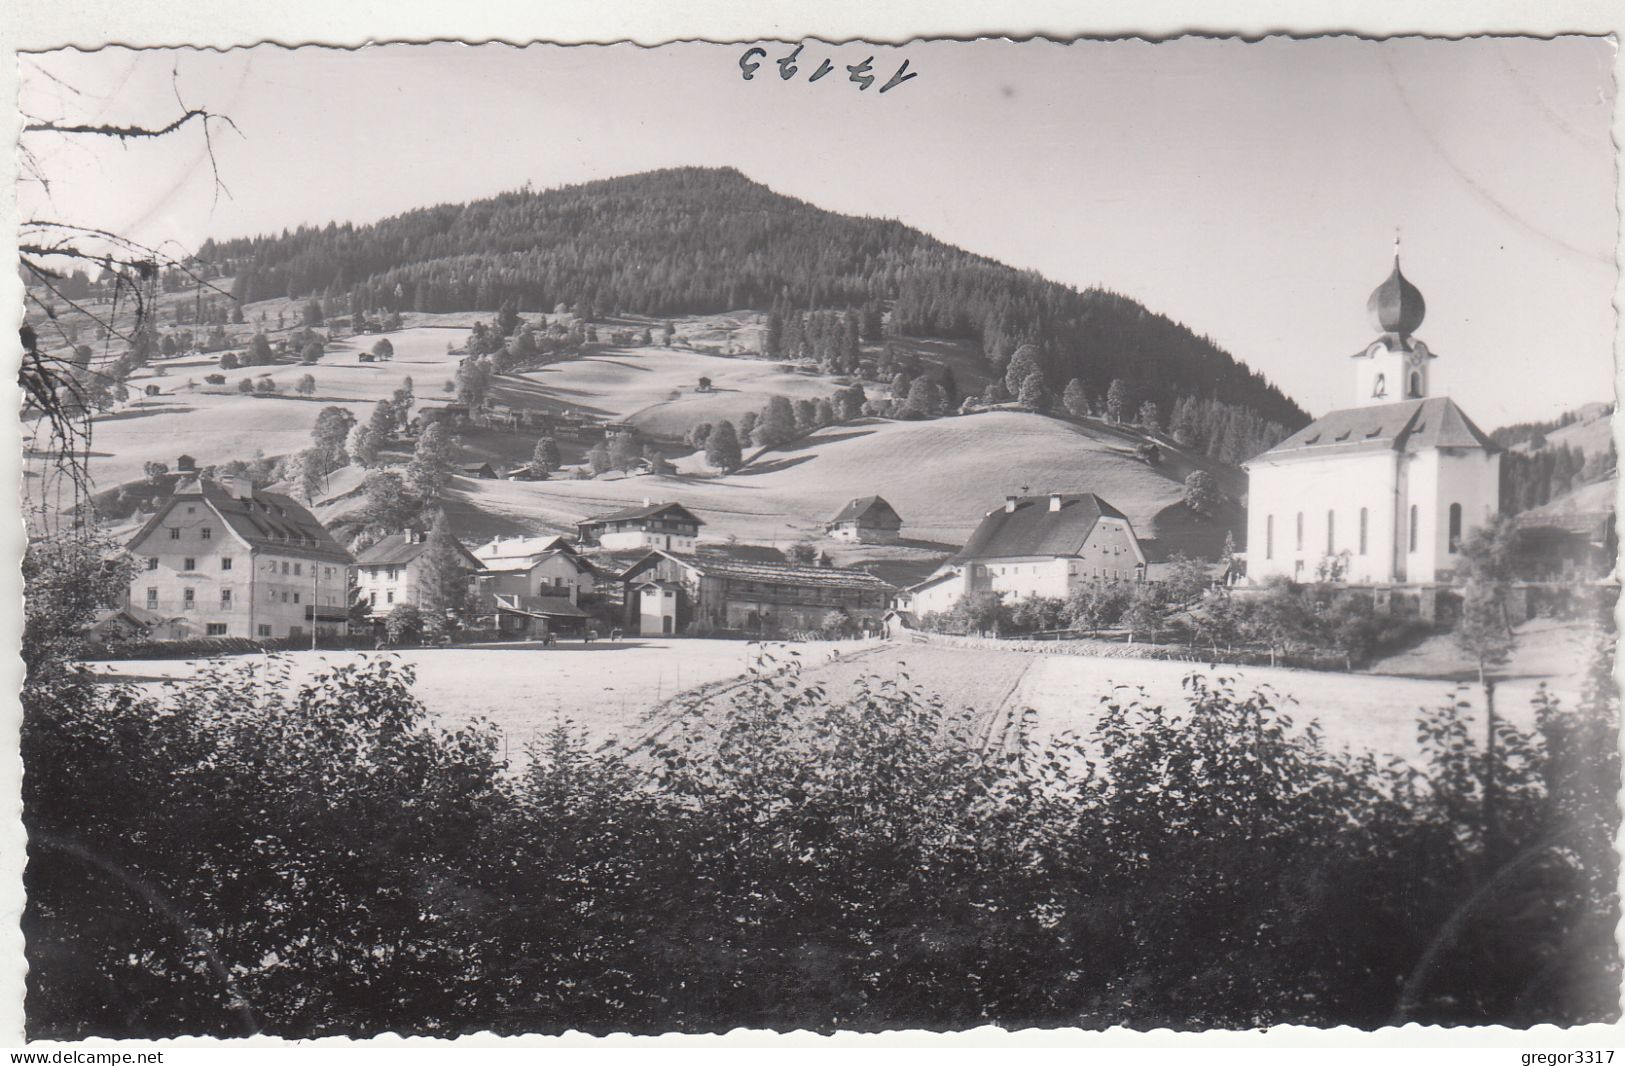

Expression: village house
xmin=1245 ymin=253 xmax=1501 ymax=592
xmin=577 ymin=499 xmax=704 ymax=553
xmin=354 ymin=529 xmax=486 ymax=619
xmin=1513 ymin=480 xmax=1618 ymax=581
xmin=618 ymin=550 xmax=895 ymax=636
xmin=471 ymin=533 xmax=596 ymax=603
xmin=126 ymin=475 xmax=354 ymax=640
xmin=825 ymin=495 xmax=904 ymax=544
xmin=88 ymin=604 xmax=167 ymax=644
xmin=901 ymin=492 xmax=1147 ymax=617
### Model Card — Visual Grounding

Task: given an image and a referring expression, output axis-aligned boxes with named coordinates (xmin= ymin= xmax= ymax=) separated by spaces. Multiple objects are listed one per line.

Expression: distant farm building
xmin=458 ymin=462 xmax=500 ymax=480
xmin=826 ymin=495 xmax=903 ymax=544
xmin=902 ymin=492 xmax=1146 ymax=616
xmin=88 ymin=604 xmax=167 ymax=644
xmin=506 ymin=463 xmax=549 ymax=482
xmin=1514 ymin=480 xmax=1618 ymax=580
xmin=577 ymin=500 xmax=704 ymax=554
xmin=619 ymin=550 xmax=895 ymax=637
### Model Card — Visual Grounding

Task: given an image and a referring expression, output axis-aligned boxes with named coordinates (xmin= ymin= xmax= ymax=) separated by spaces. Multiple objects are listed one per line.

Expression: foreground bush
xmin=22 ymin=642 xmax=1620 ymax=1037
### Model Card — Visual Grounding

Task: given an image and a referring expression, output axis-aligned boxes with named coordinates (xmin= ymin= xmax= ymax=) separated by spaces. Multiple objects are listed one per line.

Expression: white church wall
xmin=1404 ymin=449 xmax=1441 ymax=582
xmin=1247 ymin=452 xmax=1400 ymax=583
xmin=1424 ymin=449 xmax=1502 ymax=581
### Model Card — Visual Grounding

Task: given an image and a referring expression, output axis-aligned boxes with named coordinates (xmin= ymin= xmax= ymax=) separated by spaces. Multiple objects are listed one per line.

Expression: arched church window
xmin=1295 ymin=512 xmax=1304 ymax=551
xmin=1408 ymin=505 xmax=1419 ymax=552
xmin=1358 ymin=508 xmax=1368 ymax=555
xmin=1448 ymin=503 xmax=1462 ymax=553
xmin=1408 ymin=371 xmax=1422 ymax=399
xmin=1372 ymin=373 xmax=1387 ymax=398
xmin=1326 ymin=510 xmax=1335 ymax=555
xmin=1265 ymin=515 xmax=1274 ymax=560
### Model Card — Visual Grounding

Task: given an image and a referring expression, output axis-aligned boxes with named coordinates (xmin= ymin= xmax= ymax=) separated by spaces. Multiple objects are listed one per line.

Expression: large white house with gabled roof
xmin=1244 ymin=254 xmax=1501 ymax=586
xmin=126 ymin=476 xmax=354 ymax=640
xmin=901 ymin=491 xmax=1147 ymax=616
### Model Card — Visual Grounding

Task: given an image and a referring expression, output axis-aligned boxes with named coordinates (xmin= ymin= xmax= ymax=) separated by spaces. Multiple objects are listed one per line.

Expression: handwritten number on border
xmin=739 ymin=46 xmax=916 ymax=93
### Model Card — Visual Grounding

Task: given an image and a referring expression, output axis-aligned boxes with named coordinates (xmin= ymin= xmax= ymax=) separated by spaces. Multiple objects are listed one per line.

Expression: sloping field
xmin=88 ymin=638 xmax=861 ymax=759
xmin=378 ymin=410 xmax=1242 ymax=555
xmin=786 ymin=638 xmax=1576 ymax=769
xmin=92 ymin=622 xmax=1590 ymax=776
xmin=505 ymin=345 xmax=844 ymax=439
xmin=72 ymin=325 xmax=470 ymax=490
xmin=1512 ymin=403 xmax=1614 ymax=459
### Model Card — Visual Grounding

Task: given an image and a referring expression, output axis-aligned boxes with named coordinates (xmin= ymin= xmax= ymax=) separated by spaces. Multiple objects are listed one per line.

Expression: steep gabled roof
xmin=1253 ymin=397 xmax=1497 ymax=463
xmin=829 ymin=495 xmax=903 ymax=528
xmin=356 ymin=532 xmax=485 ymax=571
xmin=473 ymin=533 xmax=578 ymax=560
xmin=580 ymin=501 xmax=705 ymax=527
xmin=473 ymin=533 xmax=589 ymax=573
xmin=953 ymin=494 xmax=1130 ymax=562
xmin=131 ymin=479 xmax=353 ymax=565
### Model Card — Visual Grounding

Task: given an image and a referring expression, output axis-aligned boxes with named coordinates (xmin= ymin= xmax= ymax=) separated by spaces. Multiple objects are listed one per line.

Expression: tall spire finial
xmin=1393 ymin=227 xmax=1401 ymax=262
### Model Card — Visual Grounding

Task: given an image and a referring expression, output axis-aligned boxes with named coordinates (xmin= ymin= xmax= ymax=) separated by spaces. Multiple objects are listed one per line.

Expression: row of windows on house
xmin=146 ymin=556 xmax=341 ymax=578
xmin=169 ymin=521 xmax=319 ymax=548
xmin=1264 ymin=504 xmax=1464 ymax=560
xmin=192 ymin=622 xmax=280 ymax=637
xmin=145 ymin=586 xmax=338 ymax=610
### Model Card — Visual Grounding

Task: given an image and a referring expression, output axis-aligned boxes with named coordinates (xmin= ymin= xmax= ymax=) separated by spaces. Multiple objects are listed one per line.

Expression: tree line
xmin=1500 ymin=440 xmax=1615 ymax=516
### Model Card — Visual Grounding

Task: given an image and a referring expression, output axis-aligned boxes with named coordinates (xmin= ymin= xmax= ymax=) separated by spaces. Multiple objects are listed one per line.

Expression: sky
xmin=17 ymin=36 xmax=1619 ymax=427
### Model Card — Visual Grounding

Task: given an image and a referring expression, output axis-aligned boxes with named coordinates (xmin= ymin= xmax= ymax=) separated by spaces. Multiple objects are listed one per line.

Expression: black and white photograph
xmin=9 ymin=20 xmax=1623 ymax=1046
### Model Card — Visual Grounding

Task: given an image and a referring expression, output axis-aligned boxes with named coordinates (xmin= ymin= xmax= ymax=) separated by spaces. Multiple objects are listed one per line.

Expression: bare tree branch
xmin=24 ymin=107 xmax=216 ymax=140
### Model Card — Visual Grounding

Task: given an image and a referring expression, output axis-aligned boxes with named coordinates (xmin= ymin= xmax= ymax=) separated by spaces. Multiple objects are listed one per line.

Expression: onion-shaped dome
xmin=1367 ymin=257 xmax=1426 ymax=336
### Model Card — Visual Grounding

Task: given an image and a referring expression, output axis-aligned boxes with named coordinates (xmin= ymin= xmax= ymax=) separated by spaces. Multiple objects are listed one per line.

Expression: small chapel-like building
xmin=1244 ymin=254 xmax=1501 ymax=586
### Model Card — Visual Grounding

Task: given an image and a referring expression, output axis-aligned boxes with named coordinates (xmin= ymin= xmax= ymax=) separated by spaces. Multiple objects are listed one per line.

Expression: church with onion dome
xmin=1243 ymin=251 xmax=1501 ymax=590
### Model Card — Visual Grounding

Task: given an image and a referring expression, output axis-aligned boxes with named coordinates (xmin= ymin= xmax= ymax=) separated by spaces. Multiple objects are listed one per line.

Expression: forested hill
xmin=202 ymin=166 xmax=1308 ymax=432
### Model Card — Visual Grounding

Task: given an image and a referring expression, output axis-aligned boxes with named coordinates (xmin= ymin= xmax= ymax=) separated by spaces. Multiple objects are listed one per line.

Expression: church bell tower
xmin=1353 ymin=246 xmax=1434 ymax=406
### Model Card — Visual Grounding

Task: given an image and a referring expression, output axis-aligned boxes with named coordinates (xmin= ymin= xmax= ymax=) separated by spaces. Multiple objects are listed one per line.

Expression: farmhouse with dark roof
xmin=577 ymin=499 xmax=704 ymax=553
xmin=903 ymin=492 xmax=1146 ymax=616
xmin=355 ymin=528 xmax=486 ymax=620
xmin=825 ymin=495 xmax=903 ymax=544
xmin=618 ymin=549 xmax=895 ymax=636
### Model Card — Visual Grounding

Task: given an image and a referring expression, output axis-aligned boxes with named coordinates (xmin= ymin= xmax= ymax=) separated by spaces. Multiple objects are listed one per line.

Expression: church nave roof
xmin=1251 ymin=396 xmax=1497 ymax=462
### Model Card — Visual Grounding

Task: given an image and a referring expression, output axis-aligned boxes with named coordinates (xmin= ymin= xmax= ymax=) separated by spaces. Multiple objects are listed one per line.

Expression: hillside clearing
xmin=380 ymin=410 xmax=1243 ymax=559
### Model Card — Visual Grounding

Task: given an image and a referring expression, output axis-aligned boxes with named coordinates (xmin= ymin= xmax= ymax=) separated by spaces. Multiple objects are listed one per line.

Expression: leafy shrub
xmin=20 ymin=640 xmax=1621 ymax=1036
xmin=384 ymin=602 xmax=423 ymax=645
